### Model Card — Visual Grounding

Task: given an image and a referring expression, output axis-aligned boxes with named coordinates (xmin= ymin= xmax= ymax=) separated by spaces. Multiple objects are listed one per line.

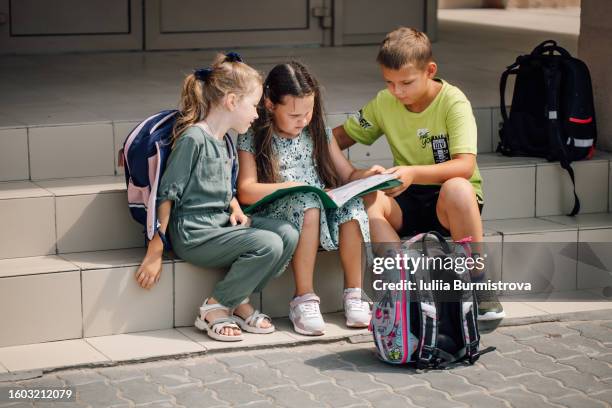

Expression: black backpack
xmin=370 ymin=232 xmax=485 ymax=368
xmin=497 ymin=40 xmax=597 ymax=216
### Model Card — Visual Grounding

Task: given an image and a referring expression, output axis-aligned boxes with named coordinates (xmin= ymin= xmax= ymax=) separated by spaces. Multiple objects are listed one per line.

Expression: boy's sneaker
xmin=476 ymin=289 xmax=506 ymax=321
xmin=289 ymin=293 xmax=325 ymax=336
xmin=343 ymin=288 xmax=371 ymax=328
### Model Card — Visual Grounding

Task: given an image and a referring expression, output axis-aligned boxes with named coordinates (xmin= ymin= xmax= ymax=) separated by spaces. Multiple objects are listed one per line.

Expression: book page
xmin=327 ymin=174 xmax=398 ymax=207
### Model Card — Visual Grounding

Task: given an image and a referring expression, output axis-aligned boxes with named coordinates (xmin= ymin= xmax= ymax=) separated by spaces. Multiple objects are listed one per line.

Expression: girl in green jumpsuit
xmin=135 ymin=53 xmax=299 ymax=342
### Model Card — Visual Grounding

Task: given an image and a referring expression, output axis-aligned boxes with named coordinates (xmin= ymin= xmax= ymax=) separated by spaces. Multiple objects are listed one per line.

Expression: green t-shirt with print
xmin=343 ymin=79 xmax=483 ymax=202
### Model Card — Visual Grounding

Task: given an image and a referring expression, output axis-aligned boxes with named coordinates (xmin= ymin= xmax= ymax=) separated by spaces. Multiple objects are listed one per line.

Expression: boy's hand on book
xmin=382 ymin=166 xmax=414 ymax=197
xmin=230 ymin=211 xmax=251 ymax=227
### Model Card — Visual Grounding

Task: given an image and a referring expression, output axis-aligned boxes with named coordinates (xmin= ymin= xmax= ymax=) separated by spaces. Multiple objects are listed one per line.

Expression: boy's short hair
xmin=376 ymin=27 xmax=432 ymax=70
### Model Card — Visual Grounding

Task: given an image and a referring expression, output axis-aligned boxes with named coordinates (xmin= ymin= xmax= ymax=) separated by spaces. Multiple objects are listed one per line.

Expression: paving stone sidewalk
xmin=1 ymin=318 xmax=611 ymax=408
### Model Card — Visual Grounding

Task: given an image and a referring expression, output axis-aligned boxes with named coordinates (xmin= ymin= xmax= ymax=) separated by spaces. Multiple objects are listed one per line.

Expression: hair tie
xmin=225 ymin=52 xmax=243 ymax=63
xmin=194 ymin=67 xmax=213 ymax=81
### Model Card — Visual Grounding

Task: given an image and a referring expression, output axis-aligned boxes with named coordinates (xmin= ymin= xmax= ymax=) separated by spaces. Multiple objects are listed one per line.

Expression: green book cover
xmin=243 ymin=174 xmax=401 ymax=214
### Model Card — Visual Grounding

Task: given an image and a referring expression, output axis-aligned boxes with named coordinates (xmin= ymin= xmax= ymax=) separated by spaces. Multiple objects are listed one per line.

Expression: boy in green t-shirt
xmin=333 ymin=27 xmax=504 ymax=321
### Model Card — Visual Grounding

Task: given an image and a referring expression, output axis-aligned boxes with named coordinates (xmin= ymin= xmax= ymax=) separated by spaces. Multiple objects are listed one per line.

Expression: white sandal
xmin=195 ymin=300 xmax=244 ymax=342
xmin=232 ymin=298 xmax=275 ymax=334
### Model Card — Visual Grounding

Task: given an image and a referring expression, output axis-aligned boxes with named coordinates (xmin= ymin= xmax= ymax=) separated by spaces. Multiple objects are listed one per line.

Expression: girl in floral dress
xmin=237 ymin=61 xmax=385 ymax=335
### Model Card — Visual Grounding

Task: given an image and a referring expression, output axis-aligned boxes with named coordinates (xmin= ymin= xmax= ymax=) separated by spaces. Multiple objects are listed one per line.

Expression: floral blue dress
xmin=237 ymin=128 xmax=370 ymax=250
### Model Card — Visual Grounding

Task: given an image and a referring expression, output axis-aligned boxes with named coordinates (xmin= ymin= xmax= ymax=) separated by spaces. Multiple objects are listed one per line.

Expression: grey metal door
xmin=0 ymin=0 xmax=142 ymax=54
xmin=333 ymin=0 xmax=437 ymax=45
xmin=145 ymin=0 xmax=331 ymax=50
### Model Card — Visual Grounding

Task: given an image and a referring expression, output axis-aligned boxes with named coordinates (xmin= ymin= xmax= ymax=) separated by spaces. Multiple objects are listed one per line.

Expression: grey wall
xmin=579 ymin=0 xmax=612 ymax=151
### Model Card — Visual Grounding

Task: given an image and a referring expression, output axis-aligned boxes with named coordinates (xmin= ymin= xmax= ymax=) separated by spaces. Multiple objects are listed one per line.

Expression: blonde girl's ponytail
xmin=172 ymin=52 xmax=262 ymax=147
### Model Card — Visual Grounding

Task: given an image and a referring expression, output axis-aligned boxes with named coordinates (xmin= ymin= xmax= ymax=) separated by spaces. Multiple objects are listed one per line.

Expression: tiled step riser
xmin=81 ymin=264 xmax=174 ymax=338
xmin=0 ymin=109 xmax=503 ymax=182
xmin=502 ymin=231 xmax=579 ymax=293
xmin=486 ymin=217 xmax=612 ymax=293
xmin=53 ymin=193 xmax=143 ymax=253
xmin=0 ymin=191 xmax=144 ymax=260
xmin=1 ymin=155 xmax=609 ymax=258
xmin=536 ymin=161 xmax=609 ymax=216
xmin=0 ymin=123 xmax=126 ymax=183
xmin=2 ymin=225 xmax=609 ymax=348
xmin=480 ymin=159 xmax=610 ymax=220
xmin=481 ymin=166 xmax=536 ymax=220
xmin=0 ymin=196 xmax=56 ymax=259
xmin=0 ymin=271 xmax=82 ymax=348
xmin=577 ymin=229 xmax=612 ymax=289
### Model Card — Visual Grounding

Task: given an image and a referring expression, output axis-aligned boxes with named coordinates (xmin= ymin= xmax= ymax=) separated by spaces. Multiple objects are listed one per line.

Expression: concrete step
xmin=1 ymin=151 xmax=610 ymax=258
xmin=353 ymin=151 xmax=611 ymax=220
xmin=1 ymin=215 xmax=611 ymax=349
xmin=4 ymin=306 xmax=612 ymax=376
xmin=0 ymin=176 xmax=143 ymax=259
xmin=0 ymin=108 xmax=502 ymax=182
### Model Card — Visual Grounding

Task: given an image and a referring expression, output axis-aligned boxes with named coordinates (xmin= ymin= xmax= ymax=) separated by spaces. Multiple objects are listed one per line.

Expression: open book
xmin=243 ymin=173 xmax=401 ymax=214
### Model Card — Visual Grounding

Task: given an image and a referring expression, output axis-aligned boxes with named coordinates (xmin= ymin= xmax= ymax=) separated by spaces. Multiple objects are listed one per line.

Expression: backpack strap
xmin=532 ymin=39 xmax=558 ymax=53
xmin=223 ymin=134 xmax=238 ymax=197
xmin=499 ymin=62 xmax=520 ymax=124
xmin=543 ymin=63 xmax=581 ymax=216
xmin=416 ymin=302 xmax=438 ymax=368
xmin=421 ymin=231 xmax=451 ymax=256
xmin=532 ymin=39 xmax=571 ymax=58
xmin=463 ymin=300 xmax=481 ymax=364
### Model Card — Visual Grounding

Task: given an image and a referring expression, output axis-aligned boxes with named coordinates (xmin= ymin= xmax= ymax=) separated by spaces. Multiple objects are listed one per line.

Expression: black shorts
xmin=394 ymin=185 xmax=483 ymax=238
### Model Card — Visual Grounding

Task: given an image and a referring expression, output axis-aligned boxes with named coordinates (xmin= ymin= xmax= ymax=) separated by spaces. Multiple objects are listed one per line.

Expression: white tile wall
xmin=81 ymin=264 xmax=173 ymax=337
xmin=609 ymin=161 xmax=611 ymax=213
xmin=347 ymin=137 xmax=392 ymax=162
xmin=536 ymin=160 xmax=609 ymax=216
xmin=55 ymin=192 xmax=143 ymax=253
xmin=326 ymin=113 xmax=347 ymax=129
xmin=474 ymin=108 xmax=492 ymax=154
xmin=577 ymin=229 xmax=612 ymax=290
xmin=482 ymin=232 xmax=502 ymax=282
xmin=113 ymin=121 xmax=139 ymax=176
xmin=491 ymin=107 xmax=505 ymax=152
xmin=0 ymin=196 xmax=56 ymax=259
xmin=29 ymin=124 xmax=114 ymax=179
xmin=326 ymin=114 xmax=349 ymax=158
xmin=0 ymin=128 xmax=29 ymax=181
xmin=0 ymin=271 xmax=82 ymax=347
xmin=480 ymin=166 xmax=536 ymax=220
xmin=502 ymin=230 xmax=578 ymax=293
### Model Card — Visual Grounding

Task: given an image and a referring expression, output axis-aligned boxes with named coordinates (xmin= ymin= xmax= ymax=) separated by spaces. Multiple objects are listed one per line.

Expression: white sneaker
xmin=289 ymin=293 xmax=325 ymax=336
xmin=344 ymin=288 xmax=371 ymax=328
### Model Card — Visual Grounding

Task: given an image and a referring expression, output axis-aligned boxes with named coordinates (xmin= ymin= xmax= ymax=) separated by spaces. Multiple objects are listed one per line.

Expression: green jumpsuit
xmin=157 ymin=125 xmax=299 ymax=308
